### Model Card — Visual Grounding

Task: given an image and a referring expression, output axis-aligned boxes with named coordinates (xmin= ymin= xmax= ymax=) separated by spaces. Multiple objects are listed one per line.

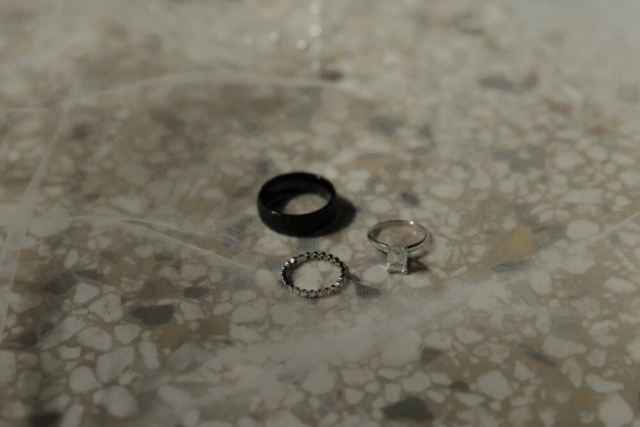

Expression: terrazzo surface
xmin=2 ymin=1 xmax=640 ymax=426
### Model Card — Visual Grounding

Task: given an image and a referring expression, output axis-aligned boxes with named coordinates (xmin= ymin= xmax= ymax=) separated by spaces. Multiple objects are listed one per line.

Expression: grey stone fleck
xmin=512 ymin=280 xmax=539 ymax=306
xmin=12 ymin=331 xmax=37 ymax=348
xmin=367 ymin=177 xmax=380 ymax=186
xmin=193 ymin=141 xmax=211 ymax=153
xmin=154 ymin=252 xmax=174 ymax=262
xmin=355 ymin=205 xmax=367 ymax=214
xmin=224 ymin=217 xmax=253 ymax=236
xmin=528 ymin=145 xmax=546 ymax=169
xmin=450 ymin=380 xmax=470 ymax=392
xmin=409 ymin=146 xmax=432 ymax=155
xmin=320 ymin=69 xmax=343 ymax=82
xmin=370 ymin=118 xmax=397 ymax=135
xmin=493 ymin=149 xmax=516 ymax=161
xmin=555 ymin=308 xmax=580 ymax=331
xmin=383 ymin=397 xmax=434 ymax=421
xmin=401 ymin=192 xmax=419 ymax=207
xmin=491 ymin=259 xmax=531 ymax=273
xmin=546 ymin=223 xmax=565 ymax=238
xmin=509 ymin=158 xmax=528 ymax=173
xmin=517 ymin=342 xmax=557 ymax=367
xmin=479 ymin=76 xmax=514 ymax=91
xmin=71 ymin=123 xmax=89 ymax=140
xmin=420 ymin=346 xmax=442 ymax=365
xmin=240 ymin=116 xmax=261 ymax=136
xmin=296 ymin=238 xmax=318 ymax=252
xmin=172 ymin=259 xmax=182 ymax=270
xmin=520 ymin=75 xmax=539 ymax=91
xmin=183 ymin=287 xmax=209 ymax=298
xmin=41 ymin=322 xmax=54 ymax=335
xmin=287 ymin=104 xmax=316 ymax=126
xmin=75 ymin=269 xmax=99 ymax=281
xmin=220 ymin=273 xmax=250 ymax=291
xmin=29 ymin=412 xmax=62 ymax=427
xmin=386 ymin=166 xmax=399 ymax=175
xmin=520 ymin=215 xmax=538 ymax=227
xmin=418 ymin=124 xmax=433 ymax=140
xmin=265 ymin=259 xmax=283 ymax=271
xmin=453 ymin=12 xmax=483 ymax=35
xmin=512 ymin=204 xmax=532 ymax=213
xmin=41 ymin=271 xmax=77 ymax=295
xmin=353 ymin=276 xmax=381 ymax=299
xmin=252 ymin=319 xmax=267 ymax=330
xmin=218 ymin=233 xmax=243 ymax=253
xmin=77 ymin=194 xmax=99 ymax=204
xmin=130 ymin=305 xmax=175 ymax=325
xmin=256 ymin=159 xmax=270 ymax=176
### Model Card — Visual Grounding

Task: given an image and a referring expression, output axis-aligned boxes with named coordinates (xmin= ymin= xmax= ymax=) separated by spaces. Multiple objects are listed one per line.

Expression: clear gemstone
xmin=387 ymin=247 xmax=408 ymax=274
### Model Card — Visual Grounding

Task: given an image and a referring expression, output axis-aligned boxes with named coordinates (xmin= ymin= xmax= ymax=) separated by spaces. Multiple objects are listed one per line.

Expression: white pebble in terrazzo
xmin=566 ymin=219 xmax=599 ymax=240
xmin=626 ymin=338 xmax=640 ymax=362
xmin=97 ymin=347 xmax=134 ymax=383
xmin=138 ymin=342 xmax=161 ymax=370
xmin=269 ymin=303 xmax=297 ymax=326
xmin=620 ymin=171 xmax=640 ymax=187
xmin=89 ymin=294 xmax=124 ymax=323
xmin=380 ymin=330 xmax=421 ymax=366
xmin=180 ymin=301 xmax=204 ymax=321
xmin=598 ymin=394 xmax=633 ymax=427
xmin=363 ymin=266 xmax=386 ymax=283
xmin=543 ymin=336 xmax=587 ymax=358
xmin=94 ymin=386 xmax=140 ymax=419
xmin=344 ymin=388 xmax=365 ymax=405
xmin=430 ymin=182 xmax=464 ymax=199
xmin=401 ymin=372 xmax=431 ymax=392
xmin=302 ymin=365 xmax=336 ymax=395
xmin=69 ymin=366 xmax=101 ymax=393
xmin=342 ymin=369 xmax=375 ymax=387
xmin=64 ymin=249 xmax=79 ymax=269
xmin=423 ymin=331 xmax=452 ymax=350
xmin=77 ymin=327 xmax=113 ymax=351
xmin=336 ymin=327 xmax=375 ymax=362
xmin=73 ymin=283 xmax=99 ymax=304
xmin=585 ymin=374 xmax=623 ymax=393
xmin=133 ymin=245 xmax=154 ymax=258
xmin=114 ymin=324 xmax=141 ymax=345
xmin=528 ymin=270 xmax=551 ymax=295
xmin=264 ymin=411 xmax=308 ymax=427
xmin=456 ymin=393 xmax=485 ymax=407
xmin=603 ymin=277 xmax=636 ymax=293
xmin=477 ymin=370 xmax=512 ymax=400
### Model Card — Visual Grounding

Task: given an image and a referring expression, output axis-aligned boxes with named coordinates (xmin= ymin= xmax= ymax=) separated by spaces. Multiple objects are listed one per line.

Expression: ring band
xmin=258 ymin=172 xmax=338 ymax=236
xmin=368 ymin=220 xmax=429 ymax=274
xmin=281 ymin=251 xmax=347 ymax=298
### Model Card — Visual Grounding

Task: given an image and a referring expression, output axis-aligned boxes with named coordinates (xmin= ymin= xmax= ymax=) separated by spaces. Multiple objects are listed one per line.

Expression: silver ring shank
xmin=367 ymin=220 xmax=428 ymax=253
xmin=281 ymin=252 xmax=347 ymax=298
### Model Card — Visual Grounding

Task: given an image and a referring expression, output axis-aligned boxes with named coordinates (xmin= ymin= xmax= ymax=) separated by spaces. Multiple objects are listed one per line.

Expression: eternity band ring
xmin=281 ymin=251 xmax=347 ymax=298
xmin=368 ymin=220 xmax=429 ymax=274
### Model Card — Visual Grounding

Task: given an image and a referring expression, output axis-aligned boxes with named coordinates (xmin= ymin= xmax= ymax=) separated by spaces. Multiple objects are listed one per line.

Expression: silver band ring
xmin=281 ymin=251 xmax=347 ymax=298
xmin=368 ymin=220 xmax=429 ymax=274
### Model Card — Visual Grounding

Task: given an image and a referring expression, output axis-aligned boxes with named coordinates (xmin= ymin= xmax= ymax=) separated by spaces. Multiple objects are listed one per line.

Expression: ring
xmin=258 ymin=172 xmax=338 ymax=236
xmin=281 ymin=251 xmax=347 ymax=298
xmin=368 ymin=220 xmax=429 ymax=274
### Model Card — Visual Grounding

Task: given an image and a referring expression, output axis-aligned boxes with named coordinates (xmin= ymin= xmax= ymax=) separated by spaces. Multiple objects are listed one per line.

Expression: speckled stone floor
xmin=2 ymin=1 xmax=640 ymax=427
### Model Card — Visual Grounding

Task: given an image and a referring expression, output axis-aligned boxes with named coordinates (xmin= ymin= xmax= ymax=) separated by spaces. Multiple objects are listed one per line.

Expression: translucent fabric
xmin=2 ymin=1 xmax=640 ymax=426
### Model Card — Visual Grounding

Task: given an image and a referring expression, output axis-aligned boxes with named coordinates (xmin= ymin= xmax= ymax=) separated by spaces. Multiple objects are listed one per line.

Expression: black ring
xmin=257 ymin=172 xmax=338 ymax=236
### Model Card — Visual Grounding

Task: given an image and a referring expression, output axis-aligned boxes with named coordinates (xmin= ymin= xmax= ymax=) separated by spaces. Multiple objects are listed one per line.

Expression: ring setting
xmin=367 ymin=220 xmax=429 ymax=274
